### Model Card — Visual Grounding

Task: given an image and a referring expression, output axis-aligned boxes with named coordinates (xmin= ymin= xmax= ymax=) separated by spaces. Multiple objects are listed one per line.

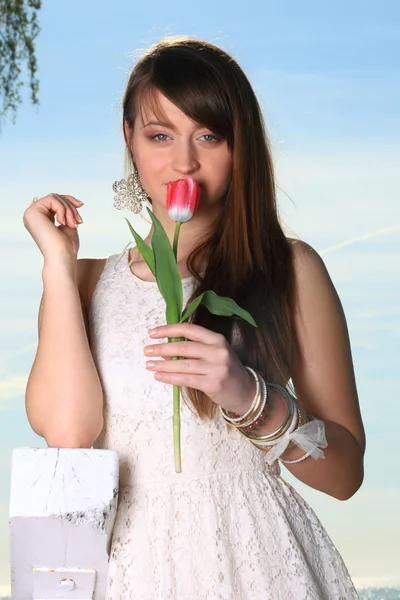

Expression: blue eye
xmin=201 ymin=134 xmax=219 ymax=142
xmin=152 ymin=133 xmax=169 ymax=142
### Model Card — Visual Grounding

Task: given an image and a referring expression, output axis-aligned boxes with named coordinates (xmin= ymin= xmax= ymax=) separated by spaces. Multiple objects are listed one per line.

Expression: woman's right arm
xmin=24 ymin=193 xmax=104 ymax=448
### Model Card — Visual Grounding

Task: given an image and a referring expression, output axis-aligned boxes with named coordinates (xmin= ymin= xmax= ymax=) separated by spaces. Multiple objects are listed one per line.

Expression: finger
xmin=153 ymin=371 xmax=210 ymax=389
xmin=148 ymin=323 xmax=225 ymax=346
xmin=36 ymin=194 xmax=83 ymax=207
xmin=52 ymin=194 xmax=83 ymax=227
xmin=144 ymin=340 xmax=212 ymax=360
xmin=61 ymin=194 xmax=85 ymax=216
xmin=146 ymin=358 xmax=209 ymax=375
xmin=52 ymin=195 xmax=75 ymax=227
xmin=54 ymin=194 xmax=83 ymax=226
xmin=62 ymin=194 xmax=84 ymax=206
xmin=40 ymin=193 xmax=67 ymax=226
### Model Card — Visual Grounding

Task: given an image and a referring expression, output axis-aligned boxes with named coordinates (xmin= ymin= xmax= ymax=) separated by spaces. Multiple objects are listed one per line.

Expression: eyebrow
xmin=142 ymin=120 xmax=177 ymax=131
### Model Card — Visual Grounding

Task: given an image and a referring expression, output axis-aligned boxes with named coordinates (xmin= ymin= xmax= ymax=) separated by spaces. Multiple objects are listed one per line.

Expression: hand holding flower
xmin=144 ymin=323 xmax=257 ymax=415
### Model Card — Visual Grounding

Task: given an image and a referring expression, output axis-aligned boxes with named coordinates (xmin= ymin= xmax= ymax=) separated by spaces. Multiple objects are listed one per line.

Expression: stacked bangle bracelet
xmin=219 ymin=367 xmax=268 ymax=431
xmin=239 ymin=384 xmax=298 ymax=450
xmin=219 ymin=369 xmax=318 ymax=464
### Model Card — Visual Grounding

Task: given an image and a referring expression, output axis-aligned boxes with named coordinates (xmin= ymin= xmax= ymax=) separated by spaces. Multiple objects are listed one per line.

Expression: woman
xmin=24 ymin=37 xmax=365 ymax=599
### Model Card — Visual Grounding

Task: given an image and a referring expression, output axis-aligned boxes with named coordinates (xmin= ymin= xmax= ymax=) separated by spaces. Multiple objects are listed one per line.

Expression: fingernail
xmin=77 ymin=216 xmax=83 ymax=223
xmin=149 ymin=329 xmax=158 ymax=336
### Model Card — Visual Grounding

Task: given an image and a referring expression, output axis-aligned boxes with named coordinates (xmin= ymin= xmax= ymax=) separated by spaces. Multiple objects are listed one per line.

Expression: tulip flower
xmin=167 ymin=178 xmax=201 ymax=262
xmin=167 ymin=178 xmax=201 ymax=223
xmin=125 ymin=177 xmax=257 ymax=473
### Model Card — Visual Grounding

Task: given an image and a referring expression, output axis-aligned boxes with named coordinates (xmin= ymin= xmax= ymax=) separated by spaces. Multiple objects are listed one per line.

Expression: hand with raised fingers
xmin=23 ymin=193 xmax=84 ymax=265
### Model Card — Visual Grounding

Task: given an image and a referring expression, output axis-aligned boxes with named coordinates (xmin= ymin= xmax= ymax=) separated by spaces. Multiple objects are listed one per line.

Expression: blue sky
xmin=0 ymin=0 xmax=399 ymax=595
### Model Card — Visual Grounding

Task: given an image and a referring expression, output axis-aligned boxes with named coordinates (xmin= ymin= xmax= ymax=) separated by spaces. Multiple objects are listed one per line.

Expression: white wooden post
xmin=9 ymin=447 xmax=119 ymax=600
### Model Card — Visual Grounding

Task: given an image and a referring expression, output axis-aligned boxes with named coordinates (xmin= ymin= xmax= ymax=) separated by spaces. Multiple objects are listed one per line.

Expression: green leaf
xmin=200 ymin=291 xmax=258 ymax=327
xmin=179 ymin=292 xmax=205 ymax=323
xmin=180 ymin=290 xmax=258 ymax=326
xmin=147 ymin=208 xmax=183 ymax=324
xmin=125 ymin=218 xmax=156 ymax=277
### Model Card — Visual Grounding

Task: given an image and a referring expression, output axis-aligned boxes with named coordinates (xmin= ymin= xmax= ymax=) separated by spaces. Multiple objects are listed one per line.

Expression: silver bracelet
xmin=238 ymin=375 xmax=268 ymax=430
xmin=279 ymin=449 xmax=312 ymax=464
xmin=238 ymin=385 xmax=297 ymax=447
xmin=219 ymin=367 xmax=263 ymax=426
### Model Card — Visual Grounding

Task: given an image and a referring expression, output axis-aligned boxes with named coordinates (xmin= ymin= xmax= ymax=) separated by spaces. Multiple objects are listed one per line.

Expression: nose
xmin=171 ymin=140 xmax=200 ymax=174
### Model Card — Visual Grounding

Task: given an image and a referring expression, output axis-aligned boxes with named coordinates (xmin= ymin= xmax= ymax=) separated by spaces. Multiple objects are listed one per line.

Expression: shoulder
xmin=287 ymin=238 xmax=343 ymax=337
xmin=288 ymin=238 xmax=325 ymax=271
xmin=288 ymin=239 xmax=336 ymax=304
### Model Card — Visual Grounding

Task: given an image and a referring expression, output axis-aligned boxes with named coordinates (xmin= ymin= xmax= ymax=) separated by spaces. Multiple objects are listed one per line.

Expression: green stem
xmin=171 ymin=221 xmax=182 ymax=472
xmin=173 ymin=221 xmax=182 ymax=260
xmin=173 ymin=383 xmax=181 ymax=473
xmin=169 ymin=335 xmax=184 ymax=473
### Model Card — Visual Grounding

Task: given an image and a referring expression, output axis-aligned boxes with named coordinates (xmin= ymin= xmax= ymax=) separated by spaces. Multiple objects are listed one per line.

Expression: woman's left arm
xmin=280 ymin=240 xmax=366 ymax=500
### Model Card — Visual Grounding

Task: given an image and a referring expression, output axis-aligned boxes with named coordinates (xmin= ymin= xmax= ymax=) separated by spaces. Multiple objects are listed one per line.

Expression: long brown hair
xmin=123 ymin=37 xmax=298 ymax=419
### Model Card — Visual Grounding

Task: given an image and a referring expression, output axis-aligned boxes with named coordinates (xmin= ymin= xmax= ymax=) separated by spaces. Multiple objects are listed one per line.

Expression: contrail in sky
xmin=0 ymin=342 xmax=36 ymax=363
xmin=319 ymin=224 xmax=400 ymax=255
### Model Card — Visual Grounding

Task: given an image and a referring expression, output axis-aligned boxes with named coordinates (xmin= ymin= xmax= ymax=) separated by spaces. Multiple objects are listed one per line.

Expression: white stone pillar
xmin=9 ymin=447 xmax=119 ymax=600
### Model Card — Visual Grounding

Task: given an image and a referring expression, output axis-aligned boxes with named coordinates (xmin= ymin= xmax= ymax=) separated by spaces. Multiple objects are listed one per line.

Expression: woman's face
xmin=125 ymin=90 xmax=232 ymax=217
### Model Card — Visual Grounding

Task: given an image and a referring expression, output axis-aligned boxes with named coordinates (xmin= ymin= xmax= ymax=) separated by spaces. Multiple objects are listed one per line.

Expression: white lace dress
xmin=90 ymin=247 xmax=358 ymax=600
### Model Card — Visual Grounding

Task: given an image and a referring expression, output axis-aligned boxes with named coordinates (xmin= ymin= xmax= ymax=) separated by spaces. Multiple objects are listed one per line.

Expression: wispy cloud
xmin=324 ymin=250 xmax=400 ymax=285
xmin=354 ymin=307 xmax=400 ymax=320
xmin=320 ymin=225 xmax=400 ymax=255
xmin=0 ymin=343 xmax=36 ymax=363
xmin=0 ymin=374 xmax=28 ymax=411
xmin=275 ymin=149 xmax=400 ymax=244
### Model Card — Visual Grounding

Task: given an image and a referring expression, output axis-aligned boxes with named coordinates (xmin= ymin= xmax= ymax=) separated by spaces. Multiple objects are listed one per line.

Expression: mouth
xmin=167 ymin=179 xmax=203 ymax=187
